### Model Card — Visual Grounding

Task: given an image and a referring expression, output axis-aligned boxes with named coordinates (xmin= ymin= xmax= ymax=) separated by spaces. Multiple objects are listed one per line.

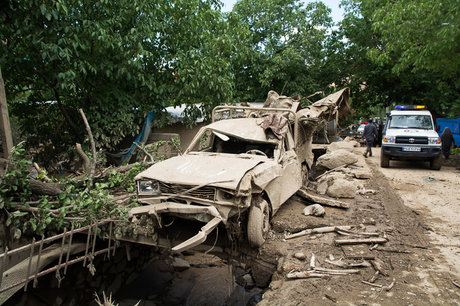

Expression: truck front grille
xmin=395 ymin=136 xmax=428 ymax=144
xmin=158 ymin=182 xmax=216 ymax=201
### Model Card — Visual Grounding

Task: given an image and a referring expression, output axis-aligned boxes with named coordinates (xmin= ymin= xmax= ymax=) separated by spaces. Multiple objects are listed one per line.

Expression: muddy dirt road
xmin=258 ymin=149 xmax=460 ymax=305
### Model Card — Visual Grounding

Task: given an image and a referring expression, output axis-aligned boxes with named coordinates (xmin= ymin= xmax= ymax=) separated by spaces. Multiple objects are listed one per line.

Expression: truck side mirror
xmin=436 ymin=124 xmax=440 ymax=132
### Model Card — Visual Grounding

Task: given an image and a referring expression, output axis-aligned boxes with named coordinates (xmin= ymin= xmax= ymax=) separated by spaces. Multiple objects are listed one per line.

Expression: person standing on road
xmin=363 ymin=118 xmax=378 ymax=158
xmin=440 ymin=127 xmax=455 ymax=159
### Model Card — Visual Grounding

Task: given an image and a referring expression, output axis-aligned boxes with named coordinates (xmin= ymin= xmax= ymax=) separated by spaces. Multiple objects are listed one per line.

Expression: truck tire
xmin=430 ymin=156 xmax=442 ymax=170
xmin=380 ymin=150 xmax=390 ymax=168
xmin=247 ymin=200 xmax=270 ymax=247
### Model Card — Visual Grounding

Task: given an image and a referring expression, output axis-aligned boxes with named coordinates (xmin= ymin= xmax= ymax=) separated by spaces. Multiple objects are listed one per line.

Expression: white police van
xmin=381 ymin=105 xmax=442 ymax=169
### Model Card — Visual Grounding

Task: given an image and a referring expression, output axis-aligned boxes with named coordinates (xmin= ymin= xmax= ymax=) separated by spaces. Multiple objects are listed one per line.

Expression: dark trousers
xmin=365 ymin=139 xmax=373 ymax=156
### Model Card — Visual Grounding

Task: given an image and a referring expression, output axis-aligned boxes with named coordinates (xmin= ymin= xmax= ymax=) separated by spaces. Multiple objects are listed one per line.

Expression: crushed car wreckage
xmin=129 ymin=88 xmax=350 ymax=252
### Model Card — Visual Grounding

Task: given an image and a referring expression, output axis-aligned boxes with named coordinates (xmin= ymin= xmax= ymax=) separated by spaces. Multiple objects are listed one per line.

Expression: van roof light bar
xmin=394 ymin=105 xmax=427 ymax=110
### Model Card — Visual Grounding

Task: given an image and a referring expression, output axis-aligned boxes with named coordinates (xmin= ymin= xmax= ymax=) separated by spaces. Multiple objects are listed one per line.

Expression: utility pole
xmin=0 ymin=67 xmax=13 ymax=160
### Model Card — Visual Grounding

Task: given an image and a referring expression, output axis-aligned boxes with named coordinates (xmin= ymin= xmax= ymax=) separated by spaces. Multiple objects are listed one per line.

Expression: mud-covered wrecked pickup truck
xmin=129 ymin=88 xmax=350 ymax=252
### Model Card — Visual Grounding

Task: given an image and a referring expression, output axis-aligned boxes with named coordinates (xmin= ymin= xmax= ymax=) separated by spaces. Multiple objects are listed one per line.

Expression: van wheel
xmin=430 ymin=156 xmax=442 ymax=170
xmin=380 ymin=151 xmax=390 ymax=168
xmin=247 ymin=200 xmax=270 ymax=247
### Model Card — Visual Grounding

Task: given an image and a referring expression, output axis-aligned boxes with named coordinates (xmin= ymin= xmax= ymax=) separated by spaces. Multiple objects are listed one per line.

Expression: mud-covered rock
xmin=302 ymin=204 xmax=325 ymax=217
xmin=316 ymin=149 xmax=358 ymax=171
xmin=171 ymin=257 xmax=190 ymax=271
xmin=326 ymin=141 xmax=360 ymax=153
xmin=326 ymin=178 xmax=357 ymax=198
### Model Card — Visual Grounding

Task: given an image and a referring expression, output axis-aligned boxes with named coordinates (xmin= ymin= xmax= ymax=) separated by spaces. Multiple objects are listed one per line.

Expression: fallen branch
xmin=15 ymin=205 xmax=84 ymax=222
xmin=285 ymin=225 xmax=352 ymax=240
xmin=374 ymin=247 xmax=411 ymax=254
xmin=29 ymin=180 xmax=64 ymax=196
xmin=362 ymin=280 xmax=382 ymax=288
xmin=286 ymin=270 xmax=328 ymax=279
xmin=16 ymin=204 xmax=74 ymax=215
xmin=371 ymin=258 xmax=388 ymax=276
xmin=310 ymin=253 xmax=316 ymax=269
xmin=369 ymin=271 xmax=379 ymax=283
xmin=383 ymin=279 xmax=395 ymax=291
xmin=79 ymin=108 xmax=97 ymax=189
xmin=287 ymin=266 xmax=360 ymax=279
xmin=134 ymin=142 xmax=154 ymax=163
xmin=314 ymin=267 xmax=360 ymax=275
xmin=296 ymin=188 xmax=349 ymax=209
xmin=452 ymin=280 xmax=460 ymax=289
xmin=75 ymin=143 xmax=90 ymax=174
xmin=325 ymin=258 xmax=370 ymax=269
xmin=335 ymin=238 xmax=388 ymax=245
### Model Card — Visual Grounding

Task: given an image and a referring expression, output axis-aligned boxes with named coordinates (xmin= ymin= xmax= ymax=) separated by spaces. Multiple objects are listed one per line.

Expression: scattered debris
xmin=324 ymin=258 xmax=371 ymax=269
xmin=293 ymin=253 xmax=307 ymax=260
xmin=424 ymin=177 xmax=436 ymax=182
xmin=302 ymin=204 xmax=325 ymax=217
xmin=285 ymin=225 xmax=352 ymax=240
xmin=335 ymin=238 xmax=388 ymax=245
xmin=296 ymin=188 xmax=350 ymax=209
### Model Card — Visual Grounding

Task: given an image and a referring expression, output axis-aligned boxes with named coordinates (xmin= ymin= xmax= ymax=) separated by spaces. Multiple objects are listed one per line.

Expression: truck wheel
xmin=380 ymin=151 xmax=390 ymax=168
xmin=430 ymin=156 xmax=442 ymax=170
xmin=247 ymin=200 xmax=270 ymax=247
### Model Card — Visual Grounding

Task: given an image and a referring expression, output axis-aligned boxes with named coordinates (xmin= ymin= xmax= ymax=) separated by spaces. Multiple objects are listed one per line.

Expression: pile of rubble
xmin=311 ymin=137 xmax=376 ymax=200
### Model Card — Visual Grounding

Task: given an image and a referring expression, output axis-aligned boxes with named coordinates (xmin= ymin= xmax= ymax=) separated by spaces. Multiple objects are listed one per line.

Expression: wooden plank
xmin=0 ymin=68 xmax=13 ymax=159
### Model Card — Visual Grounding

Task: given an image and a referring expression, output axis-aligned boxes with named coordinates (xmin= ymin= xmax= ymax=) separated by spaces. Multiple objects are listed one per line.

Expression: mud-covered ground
xmin=257 ymin=150 xmax=460 ymax=305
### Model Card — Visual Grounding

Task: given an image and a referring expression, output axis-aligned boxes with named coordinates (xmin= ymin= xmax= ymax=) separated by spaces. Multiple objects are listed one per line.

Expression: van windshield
xmin=388 ymin=115 xmax=433 ymax=129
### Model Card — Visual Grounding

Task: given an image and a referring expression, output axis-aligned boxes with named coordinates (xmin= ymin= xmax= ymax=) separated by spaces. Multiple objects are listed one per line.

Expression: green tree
xmin=0 ymin=0 xmax=234 ymax=160
xmin=335 ymin=0 xmax=460 ymax=118
xmin=228 ymin=0 xmax=333 ymax=101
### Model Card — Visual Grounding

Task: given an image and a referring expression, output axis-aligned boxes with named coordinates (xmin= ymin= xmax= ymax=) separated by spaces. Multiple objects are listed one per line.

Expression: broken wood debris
xmin=296 ymin=188 xmax=350 ymax=209
xmin=284 ymin=225 xmax=352 ymax=240
xmin=362 ymin=279 xmax=395 ymax=291
xmin=371 ymin=258 xmax=388 ymax=276
xmin=286 ymin=253 xmax=361 ymax=280
xmin=335 ymin=237 xmax=388 ymax=245
xmin=451 ymin=280 xmax=460 ymax=289
xmin=324 ymin=258 xmax=371 ymax=269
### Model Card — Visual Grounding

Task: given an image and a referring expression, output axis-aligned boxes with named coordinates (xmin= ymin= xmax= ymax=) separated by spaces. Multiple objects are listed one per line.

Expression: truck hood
xmin=135 ymin=152 xmax=270 ymax=190
xmin=385 ymin=128 xmax=439 ymax=138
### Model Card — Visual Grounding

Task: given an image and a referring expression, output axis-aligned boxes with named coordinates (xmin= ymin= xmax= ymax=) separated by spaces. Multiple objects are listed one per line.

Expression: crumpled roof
xmin=297 ymin=88 xmax=350 ymax=124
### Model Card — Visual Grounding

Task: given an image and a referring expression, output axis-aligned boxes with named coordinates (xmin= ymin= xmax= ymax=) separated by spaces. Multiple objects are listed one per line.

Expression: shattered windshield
xmin=190 ymin=129 xmax=276 ymax=158
xmin=388 ymin=115 xmax=433 ymax=130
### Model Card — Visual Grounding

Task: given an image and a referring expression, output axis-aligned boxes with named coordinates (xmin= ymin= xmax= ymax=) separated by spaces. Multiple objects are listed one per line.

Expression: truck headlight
xmin=383 ymin=136 xmax=395 ymax=144
xmin=428 ymin=137 xmax=441 ymax=144
xmin=137 ymin=180 xmax=160 ymax=195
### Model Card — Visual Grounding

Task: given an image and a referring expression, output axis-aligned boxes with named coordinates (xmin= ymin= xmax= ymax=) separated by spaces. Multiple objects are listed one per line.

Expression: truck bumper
xmin=128 ymin=203 xmax=222 ymax=253
xmin=381 ymin=145 xmax=441 ymax=158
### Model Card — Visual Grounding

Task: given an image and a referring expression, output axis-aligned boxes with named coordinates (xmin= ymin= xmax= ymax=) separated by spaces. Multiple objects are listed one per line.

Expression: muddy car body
xmin=132 ymin=89 xmax=350 ymax=252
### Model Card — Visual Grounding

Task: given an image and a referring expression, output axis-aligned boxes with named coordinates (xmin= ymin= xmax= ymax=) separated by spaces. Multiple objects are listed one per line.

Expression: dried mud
xmin=257 ymin=152 xmax=460 ymax=305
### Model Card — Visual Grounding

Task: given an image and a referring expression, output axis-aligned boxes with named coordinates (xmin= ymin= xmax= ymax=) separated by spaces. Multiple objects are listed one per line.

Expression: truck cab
xmin=381 ymin=105 xmax=442 ymax=169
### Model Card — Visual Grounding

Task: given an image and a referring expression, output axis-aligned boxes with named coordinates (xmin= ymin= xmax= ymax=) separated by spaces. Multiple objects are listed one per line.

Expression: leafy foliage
xmin=0 ymin=0 xmax=234 ymax=157
xmin=335 ymin=0 xmax=460 ymax=119
xmin=228 ymin=0 xmax=333 ymax=101
xmin=0 ymin=145 xmax=148 ymax=240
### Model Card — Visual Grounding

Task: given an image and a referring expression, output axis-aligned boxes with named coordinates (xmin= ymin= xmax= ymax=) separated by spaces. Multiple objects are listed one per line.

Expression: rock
xmin=302 ymin=204 xmax=325 ymax=217
xmin=171 ymin=257 xmax=190 ymax=271
xmin=294 ymin=252 xmax=307 ymax=260
xmin=316 ymin=180 xmax=328 ymax=194
xmin=326 ymin=178 xmax=357 ymax=198
xmin=242 ymin=273 xmax=256 ymax=288
xmin=327 ymin=141 xmax=360 ymax=153
xmin=351 ymin=169 xmax=371 ymax=179
xmin=316 ymin=149 xmax=358 ymax=171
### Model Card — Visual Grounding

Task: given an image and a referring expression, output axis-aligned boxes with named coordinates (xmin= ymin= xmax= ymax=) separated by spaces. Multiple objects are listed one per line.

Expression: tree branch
xmin=79 ymin=109 xmax=97 ymax=189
